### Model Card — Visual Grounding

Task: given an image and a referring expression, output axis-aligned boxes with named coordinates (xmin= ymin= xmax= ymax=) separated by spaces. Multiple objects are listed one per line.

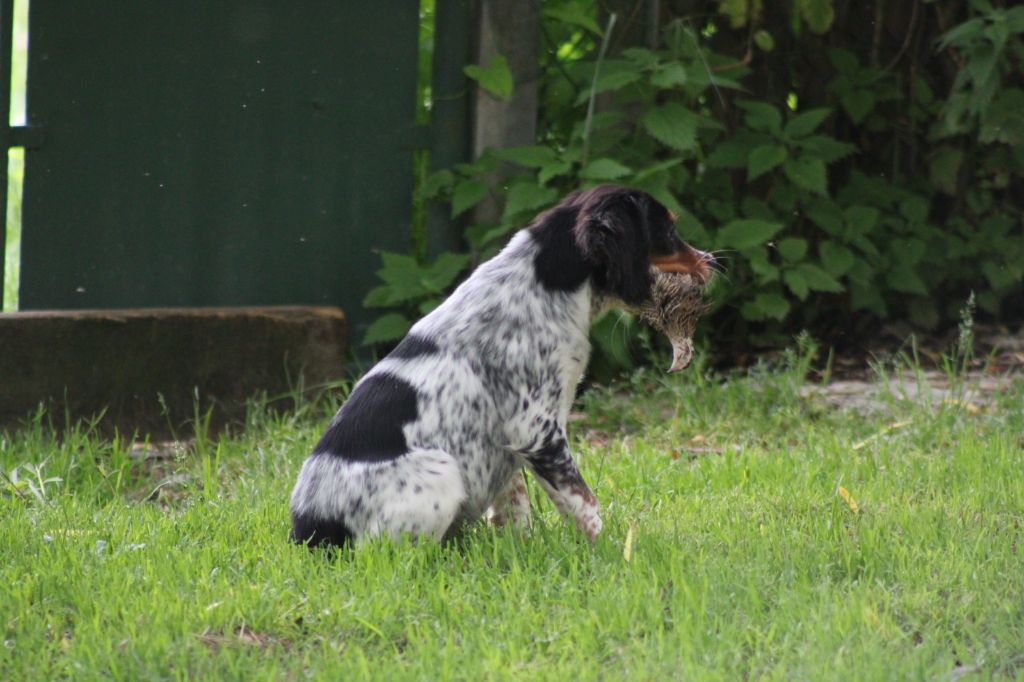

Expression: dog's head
xmin=566 ymin=185 xmax=715 ymax=306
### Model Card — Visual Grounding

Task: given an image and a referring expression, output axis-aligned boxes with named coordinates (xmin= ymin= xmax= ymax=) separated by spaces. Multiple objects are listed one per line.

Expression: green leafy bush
xmin=367 ymin=0 xmax=1024 ymax=375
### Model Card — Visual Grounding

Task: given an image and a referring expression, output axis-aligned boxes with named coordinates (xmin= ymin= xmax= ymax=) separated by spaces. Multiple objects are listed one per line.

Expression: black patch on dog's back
xmin=530 ymin=206 xmax=592 ymax=292
xmin=313 ymin=373 xmax=418 ymax=461
xmin=388 ymin=334 xmax=439 ymax=361
xmin=290 ymin=512 xmax=354 ymax=549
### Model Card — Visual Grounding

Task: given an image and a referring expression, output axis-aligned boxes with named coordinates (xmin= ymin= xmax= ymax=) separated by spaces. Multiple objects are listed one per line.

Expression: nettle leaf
xmin=839 ymin=90 xmax=876 ymax=124
xmin=750 ymin=292 xmax=791 ymax=320
xmin=419 ymin=170 xmax=454 ymax=200
xmin=819 ymin=240 xmax=856 ymax=276
xmin=451 ymin=179 xmax=489 ymax=218
xmin=362 ymin=313 xmax=413 ymax=346
xmin=899 ymin=196 xmax=930 ymax=224
xmin=538 ymin=160 xmax=573 ymax=185
xmin=844 ymin=205 xmax=879 ymax=235
xmin=784 ymin=156 xmax=828 ymax=195
xmin=622 ymin=47 xmax=659 ymax=69
xmin=363 ymin=285 xmax=395 ymax=308
xmin=738 ymin=101 xmax=783 ymax=135
xmin=754 ymin=29 xmax=775 ymax=52
xmin=575 ymin=66 xmax=643 ymax=104
xmin=542 ymin=5 xmax=603 ymax=35
xmin=777 ymin=237 xmax=808 ymax=262
xmin=634 ymin=158 xmax=683 ymax=181
xmin=929 ymin=146 xmax=963 ymax=195
xmin=580 ymin=158 xmax=633 ymax=180
xmin=464 ymin=54 xmax=513 ymax=101
xmin=784 ymin=108 xmax=832 ymax=138
xmin=748 ymin=144 xmax=788 ymax=180
xmin=650 ymin=62 xmax=687 ymax=88
xmin=783 ymin=269 xmax=811 ymax=300
xmin=887 ymin=265 xmax=928 ymax=295
xmin=798 ymin=0 xmax=835 ymax=34
xmin=798 ymin=135 xmax=857 ymax=163
xmin=641 ymin=103 xmax=699 ymax=152
xmin=717 ymin=219 xmax=784 ymax=249
xmin=421 ymin=252 xmax=471 ymax=292
xmin=806 ymin=198 xmax=843 ymax=234
xmin=796 ymin=262 xmax=844 ymax=292
xmin=706 ymin=131 xmax=773 ymax=168
xmin=502 ymin=183 xmax=557 ymax=221
xmin=747 ymin=247 xmax=780 ymax=282
xmin=496 ymin=145 xmax=557 ymax=168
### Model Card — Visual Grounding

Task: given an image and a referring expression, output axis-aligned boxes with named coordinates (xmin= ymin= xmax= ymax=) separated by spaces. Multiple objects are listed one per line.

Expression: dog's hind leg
xmin=290 ymin=448 xmax=467 ymax=545
xmin=487 ymin=468 xmax=531 ymax=529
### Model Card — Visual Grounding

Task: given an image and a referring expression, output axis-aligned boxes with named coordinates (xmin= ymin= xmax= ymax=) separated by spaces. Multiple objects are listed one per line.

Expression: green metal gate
xmin=1 ymin=1 xmax=471 ymax=341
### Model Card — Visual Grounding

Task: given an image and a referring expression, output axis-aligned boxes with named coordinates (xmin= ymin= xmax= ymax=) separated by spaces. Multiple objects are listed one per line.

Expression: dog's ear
xmin=574 ymin=191 xmax=652 ymax=306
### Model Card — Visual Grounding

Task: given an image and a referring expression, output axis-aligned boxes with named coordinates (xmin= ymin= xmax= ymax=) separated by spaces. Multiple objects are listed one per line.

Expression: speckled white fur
xmin=289 ymin=229 xmax=606 ymax=544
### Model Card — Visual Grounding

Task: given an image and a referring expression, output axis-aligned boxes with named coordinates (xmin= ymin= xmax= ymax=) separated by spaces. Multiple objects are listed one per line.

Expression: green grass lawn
xmin=2 ymin=354 xmax=1022 ymax=680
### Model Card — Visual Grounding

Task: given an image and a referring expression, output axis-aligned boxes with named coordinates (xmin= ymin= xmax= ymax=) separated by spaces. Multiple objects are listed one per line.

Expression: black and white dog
xmin=290 ymin=185 xmax=714 ymax=547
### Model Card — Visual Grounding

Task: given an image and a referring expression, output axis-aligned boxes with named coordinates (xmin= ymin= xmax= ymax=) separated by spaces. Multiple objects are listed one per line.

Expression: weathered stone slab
xmin=0 ymin=306 xmax=346 ymax=435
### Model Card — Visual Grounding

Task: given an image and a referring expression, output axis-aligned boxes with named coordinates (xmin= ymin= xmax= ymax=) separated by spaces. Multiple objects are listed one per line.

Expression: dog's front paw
xmin=577 ymin=509 xmax=603 ymax=543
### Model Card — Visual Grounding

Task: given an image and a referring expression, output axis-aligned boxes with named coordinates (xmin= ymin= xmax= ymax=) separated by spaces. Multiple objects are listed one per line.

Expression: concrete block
xmin=0 ymin=306 xmax=346 ymax=435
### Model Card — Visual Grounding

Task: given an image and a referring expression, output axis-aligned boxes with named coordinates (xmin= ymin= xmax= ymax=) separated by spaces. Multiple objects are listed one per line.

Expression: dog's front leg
xmin=522 ymin=434 xmax=602 ymax=542
xmin=487 ymin=469 xmax=531 ymax=529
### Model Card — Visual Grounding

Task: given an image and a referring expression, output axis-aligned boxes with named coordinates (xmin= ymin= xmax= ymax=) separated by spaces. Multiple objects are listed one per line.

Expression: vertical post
xmin=471 ymin=0 xmax=539 ymax=225
xmin=0 ymin=0 xmax=12 ymax=296
xmin=427 ymin=0 xmax=474 ymax=256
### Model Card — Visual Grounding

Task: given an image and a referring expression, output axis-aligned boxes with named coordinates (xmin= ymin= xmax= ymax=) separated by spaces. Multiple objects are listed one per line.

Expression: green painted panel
xmin=19 ymin=2 xmax=421 ymax=341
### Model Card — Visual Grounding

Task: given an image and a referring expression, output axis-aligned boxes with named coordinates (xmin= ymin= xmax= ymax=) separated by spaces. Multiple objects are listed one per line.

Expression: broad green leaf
xmin=937 ymin=17 xmax=985 ymax=50
xmin=538 ymin=160 xmax=573 ymax=185
xmin=737 ymin=101 xmax=782 ymax=134
xmin=887 ymin=266 xmax=928 ymax=295
xmin=363 ymin=285 xmax=395 ymax=308
xmin=798 ymin=0 xmax=835 ymax=34
xmin=748 ymin=144 xmax=788 ymax=180
xmin=641 ymin=103 xmax=699 ymax=152
xmin=784 ymin=108 xmax=832 ymax=138
xmin=622 ymin=47 xmax=659 ymax=69
xmin=502 ymin=183 xmax=558 ymax=221
xmin=899 ymin=196 xmax=930 ymax=224
xmin=796 ymin=262 xmax=844 ymax=292
xmin=752 ymin=292 xmax=791 ymax=320
xmin=451 ymin=179 xmax=489 ymax=218
xmin=706 ymin=136 xmax=764 ymax=169
xmin=754 ymin=29 xmax=775 ymax=51
xmin=784 ymin=156 xmax=828 ymax=195
xmin=496 ymin=146 xmax=557 ymax=168
xmin=575 ymin=67 xmax=644 ymax=104
xmin=839 ymin=90 xmax=876 ymax=124
xmin=419 ymin=170 xmax=454 ymax=200
xmin=580 ymin=158 xmax=633 ymax=181
xmin=929 ymin=147 xmax=963 ymax=195
xmin=806 ymin=198 xmax=843 ymax=234
xmin=717 ymin=219 xmax=784 ymax=249
xmin=844 ymin=205 xmax=879 ymax=235
xmin=777 ymin=237 xmax=808 ymax=262
xmin=819 ymin=241 xmax=856 ymax=276
xmin=783 ymin=269 xmax=811 ymax=300
xmin=362 ymin=313 xmax=413 ymax=346
xmin=798 ymin=135 xmax=857 ymax=163
xmin=422 ymin=252 xmax=471 ymax=292
xmin=464 ymin=54 xmax=513 ymax=101
xmin=650 ymin=62 xmax=687 ymax=88
xmin=634 ymin=158 xmax=683 ymax=181
xmin=373 ymin=252 xmax=430 ymax=303
xmin=718 ymin=0 xmax=763 ymax=28
xmin=542 ymin=5 xmax=603 ymax=35
xmin=747 ymin=247 xmax=780 ymax=282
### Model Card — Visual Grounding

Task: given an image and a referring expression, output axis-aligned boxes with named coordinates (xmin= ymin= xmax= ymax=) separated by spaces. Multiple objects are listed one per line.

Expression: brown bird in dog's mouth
xmin=633 ymin=269 xmax=710 ymax=372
